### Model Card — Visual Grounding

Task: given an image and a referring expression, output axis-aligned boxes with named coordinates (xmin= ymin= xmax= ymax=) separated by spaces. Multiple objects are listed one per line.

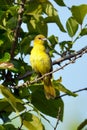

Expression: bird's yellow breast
xmin=30 ymin=44 xmax=51 ymax=75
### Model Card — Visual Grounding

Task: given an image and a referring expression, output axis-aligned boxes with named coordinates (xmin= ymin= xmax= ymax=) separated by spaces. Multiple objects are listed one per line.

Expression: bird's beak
xmin=42 ymin=38 xmax=47 ymax=41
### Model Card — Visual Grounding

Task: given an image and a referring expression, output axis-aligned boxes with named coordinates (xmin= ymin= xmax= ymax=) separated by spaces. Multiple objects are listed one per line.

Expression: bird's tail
xmin=43 ymin=77 xmax=56 ymax=99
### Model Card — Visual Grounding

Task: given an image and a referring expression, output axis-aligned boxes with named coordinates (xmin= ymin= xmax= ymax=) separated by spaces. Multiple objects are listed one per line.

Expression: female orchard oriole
xmin=30 ymin=34 xmax=56 ymax=99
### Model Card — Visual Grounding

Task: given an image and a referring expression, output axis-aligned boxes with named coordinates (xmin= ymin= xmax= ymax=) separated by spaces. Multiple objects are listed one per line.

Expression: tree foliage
xmin=0 ymin=0 xmax=87 ymax=129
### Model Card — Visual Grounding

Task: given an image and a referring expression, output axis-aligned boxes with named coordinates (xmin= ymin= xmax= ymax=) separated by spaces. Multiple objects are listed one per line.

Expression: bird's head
xmin=34 ymin=34 xmax=47 ymax=45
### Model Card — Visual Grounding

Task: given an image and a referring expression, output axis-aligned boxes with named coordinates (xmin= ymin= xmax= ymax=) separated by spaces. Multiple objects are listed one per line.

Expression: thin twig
xmin=55 ymin=87 xmax=87 ymax=99
xmin=54 ymin=107 xmax=61 ymax=130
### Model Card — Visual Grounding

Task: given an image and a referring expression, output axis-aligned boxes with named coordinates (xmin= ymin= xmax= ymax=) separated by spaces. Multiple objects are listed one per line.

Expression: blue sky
xmin=47 ymin=0 xmax=87 ymax=130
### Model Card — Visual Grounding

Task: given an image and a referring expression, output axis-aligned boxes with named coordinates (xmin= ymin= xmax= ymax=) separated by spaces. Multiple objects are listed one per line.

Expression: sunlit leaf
xmin=53 ymin=80 xmax=77 ymax=97
xmin=71 ymin=4 xmax=87 ymax=24
xmin=0 ymin=62 xmax=17 ymax=71
xmin=43 ymin=2 xmax=66 ymax=32
xmin=25 ymin=1 xmax=42 ymax=15
xmin=66 ymin=17 xmax=78 ymax=37
xmin=0 ymin=40 xmax=4 ymax=46
xmin=0 ymin=125 xmax=5 ymax=130
xmin=0 ymin=85 xmax=25 ymax=113
xmin=22 ymin=112 xmax=44 ymax=130
xmin=31 ymin=85 xmax=64 ymax=120
xmin=0 ymin=52 xmax=10 ymax=62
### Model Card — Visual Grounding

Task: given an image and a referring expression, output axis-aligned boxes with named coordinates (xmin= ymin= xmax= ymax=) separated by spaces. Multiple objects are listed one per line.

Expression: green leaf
xmin=53 ymin=80 xmax=77 ymax=97
xmin=43 ymin=2 xmax=66 ymax=32
xmin=0 ymin=85 xmax=25 ymax=113
xmin=6 ymin=17 xmax=17 ymax=30
xmin=0 ymin=125 xmax=5 ymax=130
xmin=42 ymin=2 xmax=57 ymax=16
xmin=22 ymin=112 xmax=44 ymax=130
xmin=45 ymin=16 xmax=66 ymax=32
xmin=31 ymin=85 xmax=64 ymax=120
xmin=66 ymin=17 xmax=78 ymax=37
xmin=0 ymin=98 xmax=13 ymax=112
xmin=0 ymin=99 xmax=13 ymax=122
xmin=54 ymin=0 xmax=66 ymax=6
xmin=0 ymin=0 xmax=13 ymax=10
xmin=25 ymin=1 xmax=42 ymax=17
xmin=36 ymin=17 xmax=48 ymax=36
xmin=3 ymin=124 xmax=17 ymax=130
xmin=20 ymin=36 xmax=32 ymax=55
xmin=18 ymin=87 xmax=30 ymax=99
xmin=71 ymin=4 xmax=87 ymax=25
xmin=48 ymin=35 xmax=58 ymax=47
xmin=0 ymin=52 xmax=10 ymax=62
xmin=0 ymin=40 xmax=4 ymax=46
xmin=59 ymin=41 xmax=73 ymax=51
xmin=80 ymin=28 xmax=87 ymax=36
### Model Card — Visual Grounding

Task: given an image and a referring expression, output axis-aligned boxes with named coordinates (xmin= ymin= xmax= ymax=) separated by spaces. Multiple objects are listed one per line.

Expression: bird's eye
xmin=38 ymin=37 xmax=41 ymax=40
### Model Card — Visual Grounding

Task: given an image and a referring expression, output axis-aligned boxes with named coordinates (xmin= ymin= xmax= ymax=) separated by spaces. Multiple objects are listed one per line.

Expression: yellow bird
xmin=30 ymin=34 xmax=56 ymax=99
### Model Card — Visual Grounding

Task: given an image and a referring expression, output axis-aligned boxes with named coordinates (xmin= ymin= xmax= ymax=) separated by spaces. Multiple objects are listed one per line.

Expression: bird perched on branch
xmin=30 ymin=34 xmax=56 ymax=99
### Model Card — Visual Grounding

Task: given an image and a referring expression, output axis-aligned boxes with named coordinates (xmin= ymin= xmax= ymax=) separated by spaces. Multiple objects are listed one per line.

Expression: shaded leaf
xmin=71 ymin=4 xmax=87 ymax=24
xmin=0 ymin=0 xmax=13 ymax=10
xmin=22 ymin=112 xmax=44 ymax=130
xmin=54 ymin=0 xmax=66 ymax=6
xmin=0 ymin=99 xmax=13 ymax=123
xmin=0 ymin=98 xmax=14 ymax=112
xmin=20 ymin=36 xmax=32 ymax=55
xmin=18 ymin=87 xmax=30 ymax=99
xmin=80 ymin=28 xmax=87 ymax=36
xmin=66 ymin=17 xmax=78 ymax=37
xmin=59 ymin=41 xmax=73 ymax=51
xmin=31 ymin=85 xmax=64 ymax=120
xmin=48 ymin=35 xmax=58 ymax=48
xmin=4 ymin=124 xmax=17 ymax=130
xmin=6 ymin=17 xmax=17 ymax=30
xmin=36 ymin=17 xmax=48 ymax=36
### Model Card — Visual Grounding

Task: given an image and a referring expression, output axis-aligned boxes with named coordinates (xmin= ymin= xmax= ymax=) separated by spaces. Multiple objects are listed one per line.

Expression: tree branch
xmin=17 ymin=45 xmax=87 ymax=80
xmin=10 ymin=0 xmax=26 ymax=59
xmin=53 ymin=45 xmax=87 ymax=65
